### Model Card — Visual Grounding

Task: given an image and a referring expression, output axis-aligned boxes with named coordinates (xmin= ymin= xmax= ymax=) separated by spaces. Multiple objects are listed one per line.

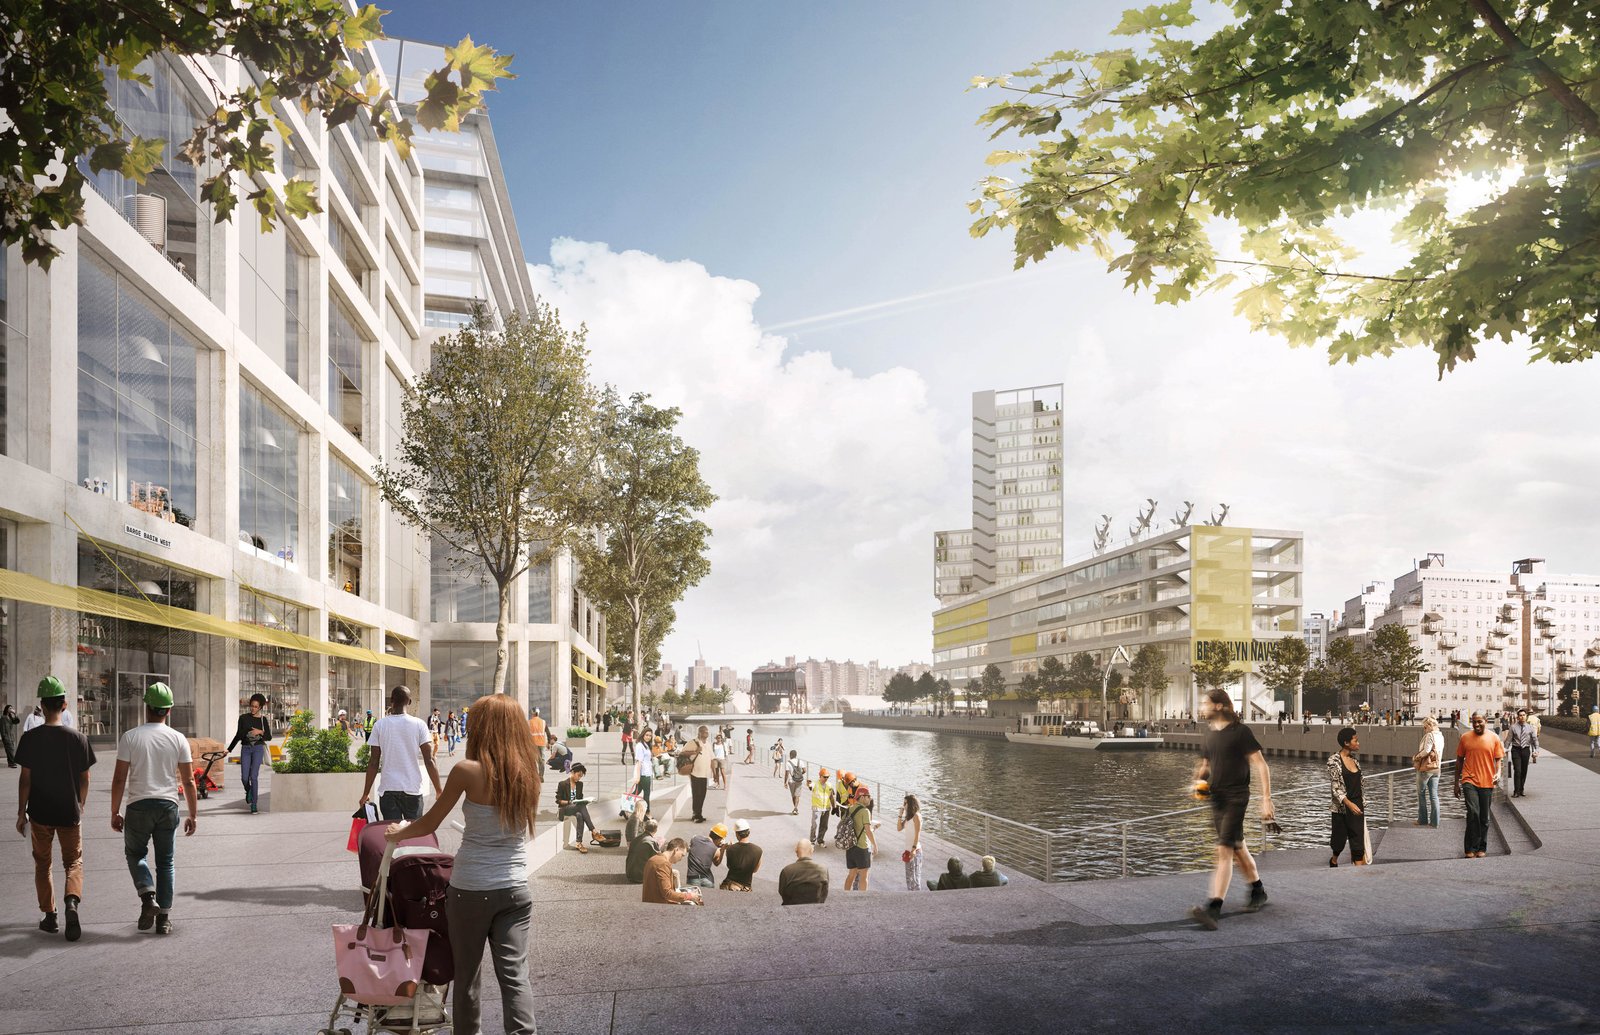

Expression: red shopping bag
xmin=347 ymin=802 xmax=378 ymax=853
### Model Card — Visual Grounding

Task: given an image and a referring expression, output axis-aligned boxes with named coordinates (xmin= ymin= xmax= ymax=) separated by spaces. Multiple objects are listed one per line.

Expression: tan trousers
xmin=31 ymin=823 xmax=84 ymax=913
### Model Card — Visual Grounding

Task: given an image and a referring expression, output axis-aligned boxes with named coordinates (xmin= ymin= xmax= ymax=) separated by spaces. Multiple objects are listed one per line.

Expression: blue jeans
xmin=1462 ymin=783 xmax=1493 ymax=854
xmin=379 ymin=791 xmax=423 ymax=821
xmin=240 ymin=743 xmax=265 ymax=803
xmin=124 ymin=799 xmax=178 ymax=910
xmin=1416 ymin=772 xmax=1440 ymax=826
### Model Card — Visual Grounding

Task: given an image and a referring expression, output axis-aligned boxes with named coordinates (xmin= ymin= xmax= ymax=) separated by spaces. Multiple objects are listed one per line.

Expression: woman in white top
xmin=710 ymin=734 xmax=727 ymax=789
xmin=1415 ymin=715 xmax=1445 ymax=827
xmin=632 ymin=729 xmax=654 ymax=813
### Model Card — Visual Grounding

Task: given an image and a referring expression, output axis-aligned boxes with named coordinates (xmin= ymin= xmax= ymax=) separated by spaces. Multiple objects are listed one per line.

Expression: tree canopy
xmin=3 ymin=1 xmax=512 ymax=266
xmin=972 ymin=0 xmax=1600 ymax=372
xmin=1192 ymin=641 xmax=1238 ymax=694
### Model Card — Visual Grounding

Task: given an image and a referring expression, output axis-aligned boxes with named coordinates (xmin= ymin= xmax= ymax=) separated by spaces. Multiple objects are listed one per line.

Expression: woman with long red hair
xmin=387 ymin=693 xmax=540 ymax=1034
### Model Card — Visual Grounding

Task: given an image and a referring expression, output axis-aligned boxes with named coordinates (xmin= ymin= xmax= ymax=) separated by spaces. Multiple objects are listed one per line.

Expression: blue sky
xmin=381 ymin=2 xmax=1600 ymax=682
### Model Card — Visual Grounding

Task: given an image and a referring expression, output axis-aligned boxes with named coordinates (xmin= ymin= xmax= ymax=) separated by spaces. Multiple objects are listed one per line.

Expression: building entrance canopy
xmin=0 ymin=565 xmax=424 ymax=673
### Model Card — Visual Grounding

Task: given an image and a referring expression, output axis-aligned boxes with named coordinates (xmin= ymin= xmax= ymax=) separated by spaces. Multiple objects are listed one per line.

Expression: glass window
xmin=527 ymin=552 xmax=552 ymax=623
xmin=238 ymin=592 xmax=304 ymax=726
xmin=327 ymin=294 xmax=368 ymax=441
xmin=428 ymin=641 xmax=512 ymax=720
xmin=328 ymin=456 xmax=366 ymax=597
xmin=423 ymin=243 xmax=485 ymax=300
xmin=431 ymin=537 xmax=497 ymax=623
xmin=424 ymin=308 xmax=472 ymax=330
xmin=77 ymin=252 xmax=205 ymax=528
xmin=0 ymin=247 xmax=26 ymax=458
xmin=239 ymin=383 xmax=300 ymax=568
xmin=328 ymin=615 xmax=375 ymax=723
xmin=238 ymin=215 xmax=309 ymax=384
xmin=423 ymin=184 xmax=486 ymax=237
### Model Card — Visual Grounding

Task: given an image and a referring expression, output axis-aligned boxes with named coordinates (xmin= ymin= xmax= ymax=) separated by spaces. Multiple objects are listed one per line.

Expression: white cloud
xmin=528 ymin=240 xmax=951 ymax=673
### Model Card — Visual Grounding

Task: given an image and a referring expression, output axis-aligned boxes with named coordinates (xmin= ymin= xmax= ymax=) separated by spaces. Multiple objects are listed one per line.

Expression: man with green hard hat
xmin=15 ymin=675 xmax=96 ymax=940
xmin=109 ymin=681 xmax=197 ymax=935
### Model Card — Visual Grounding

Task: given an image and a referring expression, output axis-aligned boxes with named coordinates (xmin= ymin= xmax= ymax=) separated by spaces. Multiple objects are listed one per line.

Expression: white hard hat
xmin=733 ymin=818 xmax=750 ymax=833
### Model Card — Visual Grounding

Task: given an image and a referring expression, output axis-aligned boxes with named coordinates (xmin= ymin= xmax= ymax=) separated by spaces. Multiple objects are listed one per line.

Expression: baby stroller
xmin=321 ymin=823 xmax=454 ymax=1034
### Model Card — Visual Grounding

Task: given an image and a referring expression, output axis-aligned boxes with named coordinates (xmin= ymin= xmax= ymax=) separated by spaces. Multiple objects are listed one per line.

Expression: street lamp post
xmin=1101 ymin=644 xmax=1131 ymax=730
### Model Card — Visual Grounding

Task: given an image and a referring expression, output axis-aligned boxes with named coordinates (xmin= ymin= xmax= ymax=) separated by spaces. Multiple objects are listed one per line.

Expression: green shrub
xmin=272 ymin=710 xmax=365 ymax=774
xmin=1539 ymin=715 xmax=1591 ymax=736
xmin=566 ymin=726 xmax=590 ymax=739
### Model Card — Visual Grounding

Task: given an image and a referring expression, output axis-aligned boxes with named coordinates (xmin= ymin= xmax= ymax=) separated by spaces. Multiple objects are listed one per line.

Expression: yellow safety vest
xmin=1588 ymin=712 xmax=1600 ymax=737
xmin=528 ymin=715 xmax=547 ymax=747
xmin=811 ymin=780 xmax=833 ymax=809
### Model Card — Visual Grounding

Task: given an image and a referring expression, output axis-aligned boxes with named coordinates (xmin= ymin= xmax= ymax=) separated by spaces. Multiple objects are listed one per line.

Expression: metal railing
xmin=800 ymin=754 xmax=1471 ymax=884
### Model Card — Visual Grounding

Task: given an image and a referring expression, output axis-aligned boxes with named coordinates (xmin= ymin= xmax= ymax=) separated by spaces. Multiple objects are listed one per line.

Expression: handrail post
xmin=1120 ymin=823 xmax=1128 ymax=878
xmin=1044 ymin=836 xmax=1054 ymax=883
xmin=983 ymin=815 xmax=992 ymax=856
xmin=1388 ymin=772 xmax=1395 ymax=825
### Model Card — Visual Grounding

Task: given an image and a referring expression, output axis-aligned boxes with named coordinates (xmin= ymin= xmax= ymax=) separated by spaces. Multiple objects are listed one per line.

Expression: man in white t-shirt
xmin=23 ymin=703 xmax=75 ymax=734
xmin=109 ymin=682 xmax=196 ymax=936
xmin=358 ymin=686 xmax=440 ymax=821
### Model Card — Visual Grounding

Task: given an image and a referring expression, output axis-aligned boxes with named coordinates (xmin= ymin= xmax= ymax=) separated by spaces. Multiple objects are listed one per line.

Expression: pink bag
xmin=334 ymin=842 xmax=429 ymax=1005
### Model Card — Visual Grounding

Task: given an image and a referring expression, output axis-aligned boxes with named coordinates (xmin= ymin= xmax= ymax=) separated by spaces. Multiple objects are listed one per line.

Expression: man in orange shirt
xmin=1454 ymin=711 xmax=1505 ymax=859
xmin=527 ymin=708 xmax=548 ymax=763
xmin=642 ymin=838 xmax=701 ymax=905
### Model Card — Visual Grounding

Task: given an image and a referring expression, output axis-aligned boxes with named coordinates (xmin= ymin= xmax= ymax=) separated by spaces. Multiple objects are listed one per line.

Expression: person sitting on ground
xmin=642 ymin=838 xmax=701 ymax=905
xmin=625 ymin=818 xmax=661 ymax=884
xmin=546 ymin=738 xmax=572 ymax=774
xmin=968 ymin=855 xmax=1009 ymax=888
xmin=779 ymin=840 xmax=829 ymax=905
xmin=719 ymin=818 xmax=763 ymax=892
xmin=686 ymin=824 xmax=727 ymax=888
xmin=928 ymin=856 xmax=971 ymax=891
xmin=555 ymin=763 xmax=597 ymax=854
xmin=624 ymin=797 xmax=650 ymax=844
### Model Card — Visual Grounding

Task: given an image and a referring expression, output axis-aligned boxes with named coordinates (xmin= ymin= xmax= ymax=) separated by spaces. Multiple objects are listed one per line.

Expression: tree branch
xmin=1468 ymin=0 xmax=1600 ymax=137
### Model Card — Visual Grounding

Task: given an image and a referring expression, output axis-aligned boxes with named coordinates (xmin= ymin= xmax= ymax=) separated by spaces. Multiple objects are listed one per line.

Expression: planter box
xmin=270 ymin=771 xmax=368 ymax=812
xmin=565 ymin=736 xmax=589 ymax=752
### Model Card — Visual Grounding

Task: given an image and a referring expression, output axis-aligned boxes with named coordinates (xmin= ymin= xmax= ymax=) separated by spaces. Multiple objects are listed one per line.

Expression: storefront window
xmin=77 ymin=252 xmax=204 ymax=528
xmin=328 ymin=615 xmax=374 ymax=725
xmin=328 ymin=456 xmax=366 ymax=597
xmin=429 ymin=641 xmax=510 ymax=721
xmin=239 ymin=383 xmax=300 ymax=567
xmin=527 ymin=641 xmax=553 ymax=718
xmin=238 ymin=592 xmax=303 ymax=727
xmin=75 ymin=540 xmax=204 ymax=741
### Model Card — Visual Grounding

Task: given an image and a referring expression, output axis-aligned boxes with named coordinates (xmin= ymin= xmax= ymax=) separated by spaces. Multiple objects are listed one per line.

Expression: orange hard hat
xmin=818 ymin=767 xmax=831 ymax=777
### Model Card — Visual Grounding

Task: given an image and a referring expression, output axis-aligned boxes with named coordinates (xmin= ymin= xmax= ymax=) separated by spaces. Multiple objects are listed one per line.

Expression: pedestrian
xmin=527 ymin=707 xmax=548 ymax=763
xmin=15 ymin=675 xmax=95 ymax=940
xmin=843 ymin=784 xmax=876 ymax=891
xmin=556 ymin=762 xmax=597 ymax=853
xmin=686 ymin=824 xmax=727 ymax=888
xmin=620 ymin=711 xmax=634 ymax=766
xmin=719 ymin=818 xmax=762 ymax=892
xmin=1188 ymin=688 xmax=1275 ymax=930
xmin=688 ymin=726 xmax=712 ymax=823
xmin=1506 ymin=709 xmax=1539 ymax=797
xmin=1327 ymin=727 xmax=1368 ymax=867
xmin=1588 ymin=705 xmax=1600 ymax=758
xmin=362 ymin=709 xmax=375 ymax=742
xmin=897 ymin=793 xmax=923 ymax=891
xmin=427 ymin=708 xmax=442 ymax=757
xmin=2 ymin=702 xmax=20 ymax=767
xmin=1414 ymin=715 xmax=1444 ymax=827
xmin=109 ymin=682 xmax=197 ymax=935
xmin=643 ymin=838 xmax=702 ymax=905
xmin=711 ymin=734 xmax=727 ymax=789
xmin=1454 ymin=711 xmax=1505 ymax=859
xmin=631 ymin=729 xmax=654 ymax=813
xmin=444 ymin=710 xmax=459 ymax=755
xmin=778 ymin=840 xmax=829 ymax=905
xmin=225 ymin=693 xmax=272 ymax=814
xmin=808 ymin=767 xmax=834 ymax=846
xmin=770 ymin=738 xmax=785 ymax=778
xmin=785 ymin=750 xmax=805 ymax=815
xmin=625 ymin=818 xmax=661 ymax=885
xmin=743 ymin=728 xmax=754 ymax=765
xmin=23 ymin=694 xmax=75 ymax=732
xmin=383 ymin=693 xmax=540 ymax=1035
xmin=357 ymin=686 xmax=441 ymax=822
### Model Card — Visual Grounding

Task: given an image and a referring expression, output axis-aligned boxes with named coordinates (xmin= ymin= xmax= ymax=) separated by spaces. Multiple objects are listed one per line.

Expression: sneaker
xmin=39 ymin=912 xmax=59 ymax=934
xmin=1189 ymin=903 xmax=1221 ymax=931
xmin=155 ymin=914 xmax=173 ymax=935
xmin=1244 ymin=885 xmax=1268 ymax=912
xmin=137 ymin=893 xmax=158 ymax=931
xmin=65 ymin=898 xmax=81 ymax=942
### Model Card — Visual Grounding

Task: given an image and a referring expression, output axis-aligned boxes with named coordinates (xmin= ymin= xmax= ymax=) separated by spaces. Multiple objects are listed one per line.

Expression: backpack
xmin=386 ymin=849 xmax=454 ymax=985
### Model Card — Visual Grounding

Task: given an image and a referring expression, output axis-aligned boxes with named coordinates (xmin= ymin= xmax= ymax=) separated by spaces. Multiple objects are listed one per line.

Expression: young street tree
xmin=576 ymin=391 xmax=714 ymax=719
xmin=1326 ymin=637 xmax=1373 ymax=712
xmin=1037 ymin=655 xmax=1069 ymax=704
xmin=1192 ymin=642 xmax=1238 ymax=696
xmin=981 ymin=663 xmax=1007 ymax=707
xmin=1129 ymin=644 xmax=1170 ymax=718
xmin=963 ymin=677 xmax=986 ymax=715
xmin=1371 ymin=624 xmax=1430 ymax=713
xmin=971 ymin=0 xmax=1600 ymax=372
xmin=376 ymin=304 xmax=599 ymax=696
xmin=1301 ymin=660 xmax=1340 ymax=717
xmin=1260 ymin=637 xmax=1311 ymax=717
xmin=4 ymin=2 xmax=512 ymax=265
xmin=1066 ymin=653 xmax=1101 ymax=700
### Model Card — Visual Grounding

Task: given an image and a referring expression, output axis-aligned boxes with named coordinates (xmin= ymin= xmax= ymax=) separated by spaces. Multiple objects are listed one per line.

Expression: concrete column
xmin=14 ymin=521 xmax=78 ymax=718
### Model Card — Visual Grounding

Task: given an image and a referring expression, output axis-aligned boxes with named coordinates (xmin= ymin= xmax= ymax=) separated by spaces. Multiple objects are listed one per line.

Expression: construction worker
xmin=528 ymin=707 xmax=548 ymax=762
xmin=809 ymin=767 xmax=834 ymax=846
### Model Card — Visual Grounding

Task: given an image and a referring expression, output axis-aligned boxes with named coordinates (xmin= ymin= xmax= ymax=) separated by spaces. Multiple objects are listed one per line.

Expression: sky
xmin=381 ymin=2 xmax=1600 ymax=679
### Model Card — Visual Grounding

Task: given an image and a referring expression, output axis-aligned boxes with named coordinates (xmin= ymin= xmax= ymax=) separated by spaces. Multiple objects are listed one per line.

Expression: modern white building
xmin=0 ymin=35 xmax=604 ymax=745
xmin=935 ymin=384 xmax=1064 ymax=605
xmin=932 ymin=525 xmax=1305 ymax=720
xmin=1302 ymin=610 xmax=1335 ymax=663
xmin=1350 ymin=554 xmax=1599 ymax=718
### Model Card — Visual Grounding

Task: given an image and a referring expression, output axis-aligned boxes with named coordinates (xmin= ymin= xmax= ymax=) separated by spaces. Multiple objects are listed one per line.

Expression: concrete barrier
xmin=1160 ymin=722 xmax=1464 ymax=765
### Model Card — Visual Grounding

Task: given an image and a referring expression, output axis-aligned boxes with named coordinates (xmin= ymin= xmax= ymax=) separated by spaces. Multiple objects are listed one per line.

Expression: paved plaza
xmin=2 ymin=734 xmax=1598 ymax=1034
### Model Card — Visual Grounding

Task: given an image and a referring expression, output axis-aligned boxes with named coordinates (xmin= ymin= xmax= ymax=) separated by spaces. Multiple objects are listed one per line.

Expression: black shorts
xmin=1209 ymin=787 xmax=1248 ymax=848
xmin=845 ymin=845 xmax=871 ymax=869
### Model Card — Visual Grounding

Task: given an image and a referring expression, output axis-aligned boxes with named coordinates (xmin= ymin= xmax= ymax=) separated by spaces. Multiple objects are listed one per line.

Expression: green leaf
xmin=342 ymin=5 xmax=386 ymax=49
xmin=283 ymin=178 xmax=322 ymax=219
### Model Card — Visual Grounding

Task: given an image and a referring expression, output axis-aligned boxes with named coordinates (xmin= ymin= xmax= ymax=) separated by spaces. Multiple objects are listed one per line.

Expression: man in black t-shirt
xmin=1190 ymin=688 xmax=1274 ymax=931
xmin=719 ymin=819 xmax=763 ymax=892
xmin=15 ymin=676 xmax=96 ymax=941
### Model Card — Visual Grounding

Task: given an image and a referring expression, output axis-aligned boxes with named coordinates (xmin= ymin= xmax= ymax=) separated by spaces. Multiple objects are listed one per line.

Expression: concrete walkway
xmin=1 ymin=737 xmax=1596 ymax=1033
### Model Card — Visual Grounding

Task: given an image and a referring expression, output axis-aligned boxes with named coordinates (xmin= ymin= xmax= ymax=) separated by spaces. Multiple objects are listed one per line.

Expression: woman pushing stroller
xmin=385 ymin=693 xmax=540 ymax=1035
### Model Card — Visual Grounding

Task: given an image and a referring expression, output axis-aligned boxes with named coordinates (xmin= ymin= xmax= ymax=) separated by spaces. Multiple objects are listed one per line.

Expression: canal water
xmin=754 ymin=721 xmax=1462 ymax=880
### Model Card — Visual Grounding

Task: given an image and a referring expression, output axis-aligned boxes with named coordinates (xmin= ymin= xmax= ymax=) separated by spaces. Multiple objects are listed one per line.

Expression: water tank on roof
xmin=131 ymin=193 xmax=166 ymax=252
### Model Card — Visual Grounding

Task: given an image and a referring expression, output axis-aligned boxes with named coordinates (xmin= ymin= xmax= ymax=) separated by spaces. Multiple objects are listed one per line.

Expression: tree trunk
xmin=492 ymin=578 xmax=510 ymax=696
xmin=630 ymin=602 xmax=644 ymax=721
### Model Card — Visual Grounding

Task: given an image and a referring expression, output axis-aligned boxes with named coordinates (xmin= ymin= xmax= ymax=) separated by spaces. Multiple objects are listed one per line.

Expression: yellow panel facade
xmin=934 ymin=598 xmax=989 ymax=631
xmin=1190 ymin=526 xmax=1253 ymax=669
xmin=934 ymin=621 xmax=990 ymax=650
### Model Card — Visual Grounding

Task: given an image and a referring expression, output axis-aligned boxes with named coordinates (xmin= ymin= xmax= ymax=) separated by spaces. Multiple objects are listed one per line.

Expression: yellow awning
xmin=0 ymin=566 xmax=424 ymax=672
xmin=571 ymin=664 xmax=606 ymax=689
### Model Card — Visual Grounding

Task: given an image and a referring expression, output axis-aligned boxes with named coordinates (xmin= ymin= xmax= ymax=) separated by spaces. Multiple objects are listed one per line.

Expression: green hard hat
xmin=144 ymin=682 xmax=175 ymax=709
xmin=38 ymin=675 xmax=66 ymax=699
